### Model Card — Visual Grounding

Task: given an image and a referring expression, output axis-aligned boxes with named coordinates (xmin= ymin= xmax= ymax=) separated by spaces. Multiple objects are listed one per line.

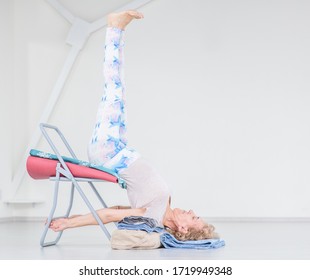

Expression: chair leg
xmin=72 ymin=180 xmax=111 ymax=240
xmin=88 ymin=181 xmax=109 ymax=208
xmin=40 ymin=169 xmax=75 ymax=247
xmin=88 ymin=181 xmax=118 ymax=227
xmin=40 ymin=171 xmax=64 ymax=247
xmin=64 ymin=183 xmax=75 ymax=217
xmin=41 ymin=166 xmax=111 ymax=246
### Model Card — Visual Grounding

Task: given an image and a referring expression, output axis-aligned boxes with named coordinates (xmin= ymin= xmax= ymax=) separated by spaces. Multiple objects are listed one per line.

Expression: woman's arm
xmin=49 ymin=207 xmax=146 ymax=232
xmin=97 ymin=207 xmax=146 ymax=224
xmin=109 ymin=205 xmax=132 ymax=210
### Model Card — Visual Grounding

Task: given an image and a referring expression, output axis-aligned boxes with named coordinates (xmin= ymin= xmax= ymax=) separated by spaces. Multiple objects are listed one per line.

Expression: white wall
xmin=0 ymin=0 xmax=14 ymax=218
xmin=3 ymin=0 xmax=310 ymax=219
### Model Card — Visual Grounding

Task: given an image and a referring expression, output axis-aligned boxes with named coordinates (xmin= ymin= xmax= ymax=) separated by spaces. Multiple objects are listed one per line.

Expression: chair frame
xmin=39 ymin=123 xmax=116 ymax=247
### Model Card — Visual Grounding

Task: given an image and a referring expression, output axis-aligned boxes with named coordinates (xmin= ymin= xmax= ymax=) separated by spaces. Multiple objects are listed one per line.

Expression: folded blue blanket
xmin=117 ymin=216 xmax=164 ymax=233
xmin=118 ymin=216 xmax=225 ymax=249
xmin=160 ymin=232 xmax=225 ymax=249
xmin=120 ymin=216 xmax=158 ymax=227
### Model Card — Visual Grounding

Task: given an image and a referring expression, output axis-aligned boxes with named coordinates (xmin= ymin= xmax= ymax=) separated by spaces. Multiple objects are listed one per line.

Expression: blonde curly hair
xmin=166 ymin=223 xmax=220 ymax=241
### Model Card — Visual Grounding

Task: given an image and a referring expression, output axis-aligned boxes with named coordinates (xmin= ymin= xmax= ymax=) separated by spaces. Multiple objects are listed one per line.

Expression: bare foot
xmin=108 ymin=10 xmax=144 ymax=30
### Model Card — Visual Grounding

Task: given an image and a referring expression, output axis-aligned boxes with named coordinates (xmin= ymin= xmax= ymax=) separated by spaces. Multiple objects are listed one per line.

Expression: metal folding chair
xmin=26 ymin=123 xmax=125 ymax=247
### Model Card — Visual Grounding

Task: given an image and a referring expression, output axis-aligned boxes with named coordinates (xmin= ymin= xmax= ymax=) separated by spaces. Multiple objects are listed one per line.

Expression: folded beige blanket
xmin=111 ymin=229 xmax=162 ymax=250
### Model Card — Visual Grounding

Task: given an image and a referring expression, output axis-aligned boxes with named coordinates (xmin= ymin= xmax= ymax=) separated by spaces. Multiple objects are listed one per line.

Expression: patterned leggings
xmin=87 ymin=27 xmax=140 ymax=173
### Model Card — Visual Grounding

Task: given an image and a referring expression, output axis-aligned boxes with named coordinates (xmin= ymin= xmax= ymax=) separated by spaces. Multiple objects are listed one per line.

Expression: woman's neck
xmin=162 ymin=206 xmax=177 ymax=230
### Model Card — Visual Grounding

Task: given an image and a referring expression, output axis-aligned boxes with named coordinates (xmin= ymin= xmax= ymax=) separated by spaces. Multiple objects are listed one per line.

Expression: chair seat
xmin=26 ymin=156 xmax=118 ymax=183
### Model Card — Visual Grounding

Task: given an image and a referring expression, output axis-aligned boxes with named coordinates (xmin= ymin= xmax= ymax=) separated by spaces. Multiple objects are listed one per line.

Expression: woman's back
xmin=119 ymin=157 xmax=171 ymax=226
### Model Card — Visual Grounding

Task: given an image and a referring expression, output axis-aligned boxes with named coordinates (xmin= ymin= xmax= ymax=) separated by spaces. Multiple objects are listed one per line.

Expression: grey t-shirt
xmin=119 ymin=157 xmax=170 ymax=226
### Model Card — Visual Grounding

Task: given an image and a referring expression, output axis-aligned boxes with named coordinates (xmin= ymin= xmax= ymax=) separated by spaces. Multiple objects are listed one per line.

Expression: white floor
xmin=1 ymin=220 xmax=310 ymax=260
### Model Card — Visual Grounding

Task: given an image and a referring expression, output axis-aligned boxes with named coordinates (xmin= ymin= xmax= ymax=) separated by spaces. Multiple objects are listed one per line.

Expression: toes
xmin=127 ymin=10 xmax=144 ymax=19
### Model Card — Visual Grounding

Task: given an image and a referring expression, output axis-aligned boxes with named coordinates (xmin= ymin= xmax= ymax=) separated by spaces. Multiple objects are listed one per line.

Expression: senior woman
xmin=49 ymin=11 xmax=216 ymax=241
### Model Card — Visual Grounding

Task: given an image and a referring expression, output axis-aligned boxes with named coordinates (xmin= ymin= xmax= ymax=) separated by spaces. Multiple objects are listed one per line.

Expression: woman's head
xmin=167 ymin=208 xmax=219 ymax=241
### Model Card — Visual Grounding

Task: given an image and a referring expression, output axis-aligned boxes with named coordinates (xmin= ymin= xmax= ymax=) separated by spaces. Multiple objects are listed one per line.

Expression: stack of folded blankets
xmin=111 ymin=216 xmax=225 ymax=250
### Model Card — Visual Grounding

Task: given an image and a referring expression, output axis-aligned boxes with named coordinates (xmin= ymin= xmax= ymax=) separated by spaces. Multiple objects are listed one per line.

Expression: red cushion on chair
xmin=26 ymin=156 xmax=118 ymax=183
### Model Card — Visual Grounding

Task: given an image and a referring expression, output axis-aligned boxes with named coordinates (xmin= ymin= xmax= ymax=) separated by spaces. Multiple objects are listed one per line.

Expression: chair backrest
xmin=40 ymin=123 xmax=77 ymax=156
xmin=39 ymin=123 xmax=79 ymax=177
xmin=37 ymin=123 xmax=127 ymax=188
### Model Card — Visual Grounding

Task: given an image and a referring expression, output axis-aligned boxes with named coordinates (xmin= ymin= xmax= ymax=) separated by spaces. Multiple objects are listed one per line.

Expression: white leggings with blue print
xmin=87 ymin=27 xmax=140 ymax=173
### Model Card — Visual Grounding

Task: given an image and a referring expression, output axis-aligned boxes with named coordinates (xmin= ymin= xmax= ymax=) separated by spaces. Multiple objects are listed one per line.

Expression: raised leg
xmin=87 ymin=12 xmax=143 ymax=173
